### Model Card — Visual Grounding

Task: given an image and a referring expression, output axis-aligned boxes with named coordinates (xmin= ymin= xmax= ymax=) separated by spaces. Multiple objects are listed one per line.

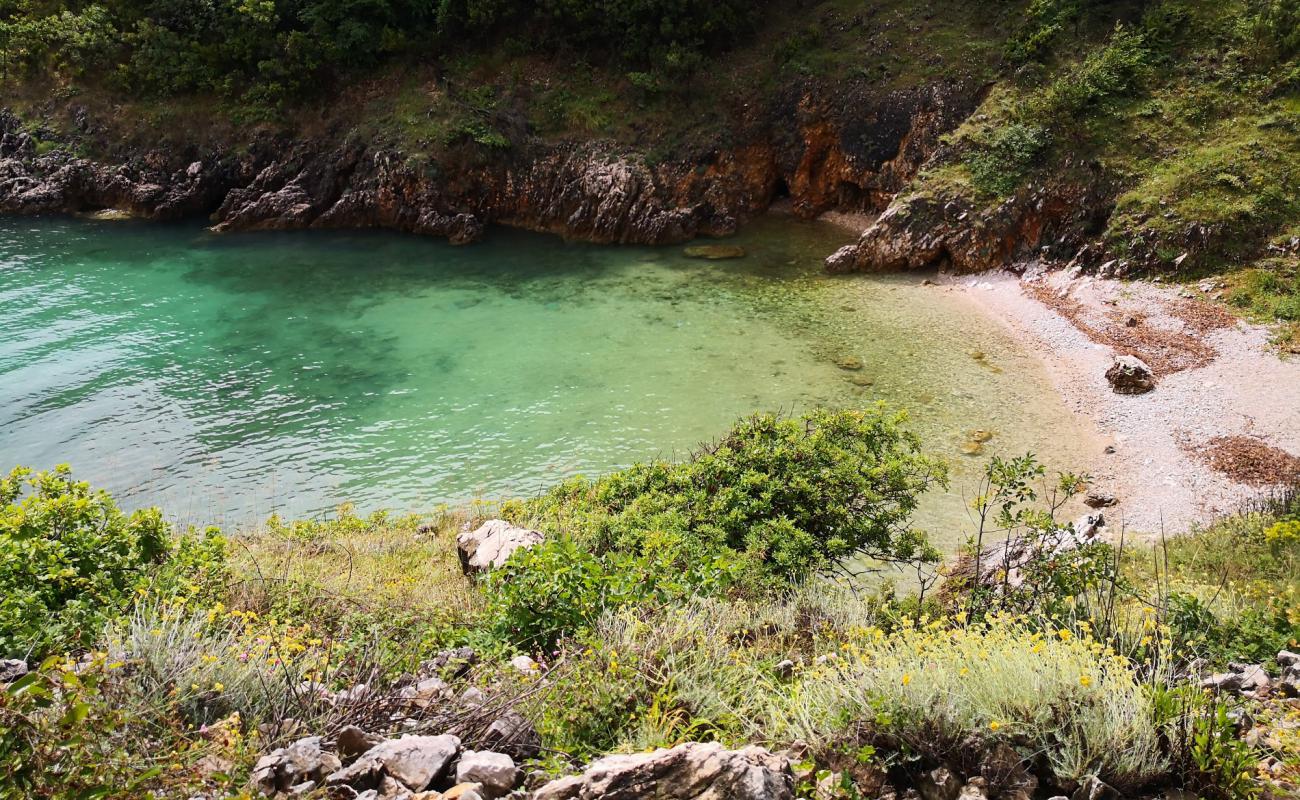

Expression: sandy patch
xmin=817 ymin=209 xmax=877 ymax=233
xmin=948 ymin=269 xmax=1300 ymax=536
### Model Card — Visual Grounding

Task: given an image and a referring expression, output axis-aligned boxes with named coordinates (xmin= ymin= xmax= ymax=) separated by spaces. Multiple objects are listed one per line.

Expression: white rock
xmin=457 ymin=519 xmax=544 ymax=573
xmin=510 ymin=654 xmax=540 ymax=675
xmin=456 ymin=750 xmax=518 ymax=798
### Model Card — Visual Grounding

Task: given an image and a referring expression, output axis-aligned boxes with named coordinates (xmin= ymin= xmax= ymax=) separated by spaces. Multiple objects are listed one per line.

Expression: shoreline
xmin=948 ymin=268 xmax=1300 ymax=536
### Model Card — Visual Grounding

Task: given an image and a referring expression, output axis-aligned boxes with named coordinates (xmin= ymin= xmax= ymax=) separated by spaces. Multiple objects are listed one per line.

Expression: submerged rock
xmin=683 ymin=244 xmax=746 ymax=260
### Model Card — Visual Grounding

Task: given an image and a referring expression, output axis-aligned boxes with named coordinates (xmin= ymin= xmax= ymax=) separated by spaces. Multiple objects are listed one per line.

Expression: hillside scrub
xmin=2 ymin=425 xmax=1300 ymax=797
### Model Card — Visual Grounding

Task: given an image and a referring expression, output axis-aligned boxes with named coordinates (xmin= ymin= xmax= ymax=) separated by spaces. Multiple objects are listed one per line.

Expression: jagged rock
xmin=400 ymin=676 xmax=451 ymax=709
xmin=1278 ymin=650 xmax=1300 ymax=667
xmin=424 ymin=646 xmax=479 ymax=679
xmin=445 ymin=784 xmax=487 ymax=800
xmin=1105 ymin=356 xmax=1156 ymax=395
xmin=251 ymin=736 xmax=342 ymax=795
xmin=457 ymin=520 xmax=544 ymax=574
xmin=483 ymin=710 xmax=543 ymax=760
xmin=327 ymin=734 xmax=462 ymax=793
xmin=456 ymin=751 xmax=518 ymax=798
xmin=917 ymin=767 xmax=963 ymax=800
xmin=460 ymin=687 xmax=487 ymax=706
xmin=0 ymin=659 xmax=28 ymax=683
xmin=3 ymin=82 xmax=978 ymax=247
xmin=337 ymin=726 xmax=384 ymax=760
xmin=1083 ymin=491 xmax=1117 ymax=509
xmin=825 ymin=176 xmax=1116 ymax=275
xmin=532 ymin=742 xmax=794 ymax=800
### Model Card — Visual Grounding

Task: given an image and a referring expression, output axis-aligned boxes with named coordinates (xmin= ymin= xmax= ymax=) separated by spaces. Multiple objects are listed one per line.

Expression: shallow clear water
xmin=0 ymin=215 xmax=1094 ymax=547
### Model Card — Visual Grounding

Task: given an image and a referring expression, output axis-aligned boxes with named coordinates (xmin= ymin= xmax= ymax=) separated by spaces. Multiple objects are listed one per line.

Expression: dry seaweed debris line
xmin=1185 ymin=435 xmax=1300 ymax=487
xmin=1024 ymin=282 xmax=1226 ymax=376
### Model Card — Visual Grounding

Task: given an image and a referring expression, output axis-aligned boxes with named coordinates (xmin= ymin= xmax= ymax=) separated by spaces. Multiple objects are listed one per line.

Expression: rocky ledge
xmin=825 ymin=168 xmax=1117 ymax=275
xmin=0 ymin=82 xmax=978 ymax=246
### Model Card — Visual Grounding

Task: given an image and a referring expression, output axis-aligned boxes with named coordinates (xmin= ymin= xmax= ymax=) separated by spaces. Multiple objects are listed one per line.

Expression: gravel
xmin=952 ymin=268 xmax=1300 ymax=535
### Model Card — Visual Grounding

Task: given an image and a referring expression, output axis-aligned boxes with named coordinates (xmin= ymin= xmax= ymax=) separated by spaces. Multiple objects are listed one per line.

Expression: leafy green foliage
xmin=0 ymin=465 xmax=171 ymax=659
xmin=485 ymin=536 xmax=740 ymax=651
xmin=0 ymin=0 xmax=764 ymax=107
xmin=964 ymin=123 xmax=1050 ymax=196
xmin=513 ymin=407 xmax=947 ymax=594
xmin=0 ymin=657 xmax=166 ymax=800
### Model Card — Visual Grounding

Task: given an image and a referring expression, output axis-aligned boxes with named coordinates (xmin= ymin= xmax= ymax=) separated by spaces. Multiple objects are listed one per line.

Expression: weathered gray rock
xmin=336 ymin=726 xmax=384 ymax=760
xmin=532 ymin=742 xmax=794 ymax=800
xmin=400 ymin=676 xmax=451 ymax=709
xmin=1105 ymin=355 xmax=1156 ymax=395
xmin=0 ymin=659 xmax=28 ymax=683
xmin=327 ymin=734 xmax=461 ymax=792
xmin=484 ymin=710 xmax=543 ymax=761
xmin=457 ymin=520 xmax=544 ymax=574
xmin=456 ymin=750 xmax=518 ymax=798
xmin=941 ymin=513 xmax=1106 ymax=599
xmin=251 ymin=736 xmax=342 ymax=795
xmin=1278 ymin=650 xmax=1300 ymax=668
xmin=1202 ymin=662 xmax=1270 ymax=697
xmin=917 ymin=767 xmax=963 ymax=800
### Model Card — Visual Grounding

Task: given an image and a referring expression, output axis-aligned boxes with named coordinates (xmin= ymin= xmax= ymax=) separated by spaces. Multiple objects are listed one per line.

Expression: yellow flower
xmin=213 ymin=682 xmax=225 ymax=692
xmin=1057 ymin=629 xmax=1072 ymax=641
xmin=901 ymin=673 xmax=912 ymax=686
xmin=989 ymin=720 xmax=1002 ymax=731
xmin=1079 ymin=675 xmax=1092 ymax=688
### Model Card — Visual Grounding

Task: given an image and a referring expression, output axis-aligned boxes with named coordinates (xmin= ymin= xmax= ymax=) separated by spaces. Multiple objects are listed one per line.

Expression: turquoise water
xmin=0 ymin=215 xmax=1093 ymax=544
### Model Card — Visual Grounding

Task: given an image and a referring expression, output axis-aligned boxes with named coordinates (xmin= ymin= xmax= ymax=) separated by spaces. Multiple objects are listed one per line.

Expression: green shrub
xmin=511 ymin=407 xmax=947 ymax=596
xmin=1033 ymin=23 xmax=1150 ymax=121
xmin=0 ymin=466 xmax=170 ymax=659
xmin=0 ymin=657 xmax=166 ymax=800
xmin=965 ymin=123 xmax=1051 ymax=196
xmin=485 ymin=535 xmax=740 ymax=651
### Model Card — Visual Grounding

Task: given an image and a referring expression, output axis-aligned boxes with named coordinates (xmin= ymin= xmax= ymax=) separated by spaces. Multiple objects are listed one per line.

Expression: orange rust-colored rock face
xmin=0 ymin=83 xmax=980 ymax=246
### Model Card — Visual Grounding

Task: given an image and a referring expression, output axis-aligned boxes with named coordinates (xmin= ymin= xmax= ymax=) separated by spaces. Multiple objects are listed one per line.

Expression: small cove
xmin=0 ymin=215 xmax=1096 ymax=549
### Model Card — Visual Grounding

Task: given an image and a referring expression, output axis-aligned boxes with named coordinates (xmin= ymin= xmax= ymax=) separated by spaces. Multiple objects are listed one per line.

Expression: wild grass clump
xmin=784 ymin=615 xmax=1166 ymax=791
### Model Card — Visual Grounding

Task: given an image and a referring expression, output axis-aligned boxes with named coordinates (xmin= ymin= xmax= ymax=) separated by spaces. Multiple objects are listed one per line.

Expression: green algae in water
xmin=0 ymin=215 xmax=1095 ymax=548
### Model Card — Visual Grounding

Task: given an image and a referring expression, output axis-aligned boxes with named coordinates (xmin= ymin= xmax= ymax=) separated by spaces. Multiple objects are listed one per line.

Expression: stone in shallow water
xmin=683 ymin=244 xmax=746 ymax=260
xmin=835 ymin=356 xmax=864 ymax=371
xmin=960 ymin=441 xmax=984 ymax=456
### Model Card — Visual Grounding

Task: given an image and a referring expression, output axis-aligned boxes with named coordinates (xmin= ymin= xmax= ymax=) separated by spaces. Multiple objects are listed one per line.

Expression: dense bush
xmin=964 ymin=123 xmax=1051 ymax=196
xmin=0 ymin=0 xmax=766 ymax=105
xmin=512 ymin=407 xmax=947 ymax=592
xmin=0 ymin=465 xmax=229 ymax=659
xmin=0 ymin=466 xmax=173 ymax=658
xmin=486 ymin=535 xmax=740 ymax=651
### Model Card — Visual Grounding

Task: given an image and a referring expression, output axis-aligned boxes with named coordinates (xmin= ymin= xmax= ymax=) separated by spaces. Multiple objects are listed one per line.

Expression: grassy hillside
xmin=893 ymin=0 xmax=1299 ymax=346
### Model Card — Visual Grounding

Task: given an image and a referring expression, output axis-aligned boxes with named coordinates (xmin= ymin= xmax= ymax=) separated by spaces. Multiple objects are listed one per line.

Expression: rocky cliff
xmin=0 ymin=82 xmax=979 ymax=245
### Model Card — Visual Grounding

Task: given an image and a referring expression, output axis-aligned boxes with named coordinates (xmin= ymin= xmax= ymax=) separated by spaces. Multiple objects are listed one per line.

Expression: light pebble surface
xmin=950 ymin=268 xmax=1300 ymax=536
